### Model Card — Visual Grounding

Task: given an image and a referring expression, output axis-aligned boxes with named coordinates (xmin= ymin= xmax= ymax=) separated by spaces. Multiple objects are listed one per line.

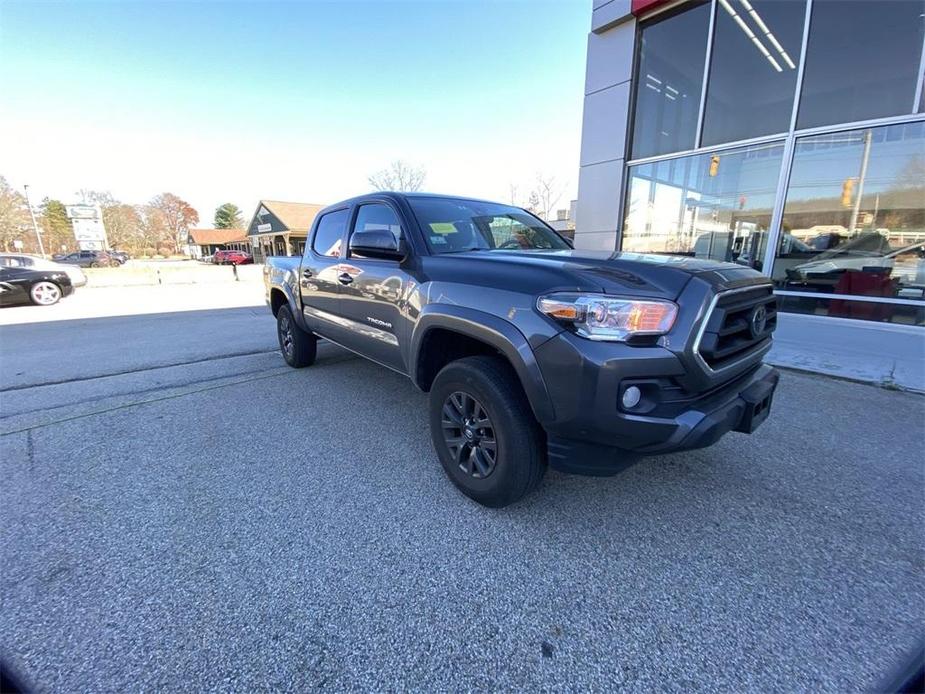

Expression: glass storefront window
xmin=797 ymin=0 xmax=925 ymax=129
xmin=623 ymin=141 xmax=784 ymax=268
xmin=701 ymin=0 xmax=805 ymax=147
xmin=630 ymin=1 xmax=710 ymax=160
xmin=773 ymin=122 xmax=925 ymax=304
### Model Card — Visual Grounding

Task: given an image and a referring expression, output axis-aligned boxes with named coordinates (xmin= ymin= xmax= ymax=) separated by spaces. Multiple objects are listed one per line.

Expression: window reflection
xmin=701 ymin=0 xmax=805 ymax=147
xmin=797 ymin=0 xmax=925 ymax=129
xmin=774 ymin=122 xmax=925 ymax=303
xmin=631 ymin=1 xmax=710 ymax=159
xmin=623 ymin=142 xmax=784 ymax=268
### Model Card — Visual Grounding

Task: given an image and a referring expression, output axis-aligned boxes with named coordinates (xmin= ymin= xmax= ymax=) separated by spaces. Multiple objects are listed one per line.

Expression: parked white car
xmin=0 ymin=253 xmax=88 ymax=287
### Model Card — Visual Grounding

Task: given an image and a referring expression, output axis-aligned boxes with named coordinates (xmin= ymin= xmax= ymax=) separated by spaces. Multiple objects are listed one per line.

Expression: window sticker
xmin=429 ymin=223 xmax=457 ymax=235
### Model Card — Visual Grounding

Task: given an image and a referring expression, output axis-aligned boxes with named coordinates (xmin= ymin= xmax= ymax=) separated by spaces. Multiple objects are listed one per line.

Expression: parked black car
xmin=107 ymin=250 xmax=129 ymax=264
xmin=54 ymin=250 xmax=113 ymax=268
xmin=264 ymin=192 xmax=779 ymax=507
xmin=0 ymin=265 xmax=74 ymax=306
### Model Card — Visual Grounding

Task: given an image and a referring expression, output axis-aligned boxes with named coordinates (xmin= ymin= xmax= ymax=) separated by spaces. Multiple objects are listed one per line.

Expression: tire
xmin=429 ymin=355 xmax=546 ymax=507
xmin=29 ymin=281 xmax=62 ymax=306
xmin=277 ymin=304 xmax=316 ymax=368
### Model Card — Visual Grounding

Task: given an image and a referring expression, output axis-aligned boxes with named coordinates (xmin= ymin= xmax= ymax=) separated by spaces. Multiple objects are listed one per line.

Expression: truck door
xmin=0 ymin=266 xmax=29 ymax=305
xmin=299 ymin=207 xmax=352 ymax=342
xmin=336 ymin=202 xmax=410 ymax=372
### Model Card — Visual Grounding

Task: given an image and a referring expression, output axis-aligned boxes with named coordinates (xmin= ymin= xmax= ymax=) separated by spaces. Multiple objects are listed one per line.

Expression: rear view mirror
xmin=349 ymin=229 xmax=405 ymax=260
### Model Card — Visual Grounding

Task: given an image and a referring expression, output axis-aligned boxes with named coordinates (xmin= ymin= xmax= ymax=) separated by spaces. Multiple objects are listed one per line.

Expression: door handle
xmin=301 ymin=269 xmax=312 ymax=278
xmin=338 ymin=273 xmax=353 ymax=285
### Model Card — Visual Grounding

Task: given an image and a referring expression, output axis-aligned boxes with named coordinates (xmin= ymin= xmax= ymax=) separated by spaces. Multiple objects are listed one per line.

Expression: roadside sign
xmin=66 ymin=204 xmax=100 ymax=220
xmin=73 ymin=218 xmax=107 ymax=241
xmin=67 ymin=203 xmax=108 ymax=250
xmin=12 ymin=239 xmax=23 ymax=250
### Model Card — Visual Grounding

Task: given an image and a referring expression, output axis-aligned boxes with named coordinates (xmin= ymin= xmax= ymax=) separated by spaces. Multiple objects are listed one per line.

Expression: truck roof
xmin=319 ymin=191 xmax=515 ymax=216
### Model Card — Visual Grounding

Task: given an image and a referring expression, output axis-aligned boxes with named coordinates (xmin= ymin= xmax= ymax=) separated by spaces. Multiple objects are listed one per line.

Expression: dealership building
xmin=575 ymin=0 xmax=925 ymax=388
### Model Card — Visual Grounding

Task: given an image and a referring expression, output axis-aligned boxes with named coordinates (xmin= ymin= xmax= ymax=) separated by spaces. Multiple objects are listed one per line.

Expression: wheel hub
xmin=280 ymin=316 xmax=293 ymax=356
xmin=441 ymin=392 xmax=497 ymax=479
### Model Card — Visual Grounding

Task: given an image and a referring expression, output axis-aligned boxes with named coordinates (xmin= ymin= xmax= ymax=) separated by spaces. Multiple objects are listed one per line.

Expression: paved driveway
xmin=1 ymin=296 xmax=922 ymax=691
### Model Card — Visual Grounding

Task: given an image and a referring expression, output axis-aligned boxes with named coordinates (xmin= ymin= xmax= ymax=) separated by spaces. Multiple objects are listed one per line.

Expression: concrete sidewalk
xmin=769 ymin=313 xmax=925 ymax=393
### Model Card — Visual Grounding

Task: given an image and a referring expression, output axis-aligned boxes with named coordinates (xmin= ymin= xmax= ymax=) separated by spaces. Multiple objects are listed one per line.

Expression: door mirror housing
xmin=349 ymin=229 xmax=406 ymax=260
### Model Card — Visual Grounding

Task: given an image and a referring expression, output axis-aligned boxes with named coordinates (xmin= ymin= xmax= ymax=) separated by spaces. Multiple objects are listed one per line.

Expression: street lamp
xmin=22 ymin=184 xmax=46 ymax=259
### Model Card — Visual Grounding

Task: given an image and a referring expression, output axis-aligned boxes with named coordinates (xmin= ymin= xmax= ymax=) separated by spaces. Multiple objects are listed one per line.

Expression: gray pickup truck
xmin=265 ymin=192 xmax=779 ymax=507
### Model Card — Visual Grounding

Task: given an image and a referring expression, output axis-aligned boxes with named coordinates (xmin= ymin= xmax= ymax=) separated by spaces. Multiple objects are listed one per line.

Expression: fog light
xmin=622 ymin=386 xmax=642 ymax=410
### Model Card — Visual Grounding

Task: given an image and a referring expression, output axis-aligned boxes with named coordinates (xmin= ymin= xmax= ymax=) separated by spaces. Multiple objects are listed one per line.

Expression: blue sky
xmin=1 ymin=0 xmax=589 ymax=225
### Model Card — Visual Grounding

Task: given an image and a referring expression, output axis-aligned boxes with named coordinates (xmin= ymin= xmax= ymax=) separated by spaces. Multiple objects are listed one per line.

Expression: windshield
xmin=808 ymin=232 xmax=893 ymax=262
xmin=409 ymin=197 xmax=571 ymax=254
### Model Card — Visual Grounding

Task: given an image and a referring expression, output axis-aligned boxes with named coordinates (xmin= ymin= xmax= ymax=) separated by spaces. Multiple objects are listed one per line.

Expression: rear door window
xmin=311 ymin=209 xmax=349 ymax=257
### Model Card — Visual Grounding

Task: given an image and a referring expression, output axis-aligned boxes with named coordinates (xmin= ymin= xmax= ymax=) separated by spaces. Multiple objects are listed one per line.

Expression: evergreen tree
xmin=214 ymin=202 xmax=244 ymax=229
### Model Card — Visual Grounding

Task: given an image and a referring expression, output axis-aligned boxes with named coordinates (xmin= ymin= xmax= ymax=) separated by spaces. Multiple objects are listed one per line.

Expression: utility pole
xmin=847 ymin=130 xmax=872 ymax=236
xmin=23 ymin=184 xmax=46 ymax=258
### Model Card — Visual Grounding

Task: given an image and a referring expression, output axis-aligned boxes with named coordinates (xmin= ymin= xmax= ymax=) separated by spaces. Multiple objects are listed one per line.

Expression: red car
xmin=213 ymin=250 xmax=253 ymax=265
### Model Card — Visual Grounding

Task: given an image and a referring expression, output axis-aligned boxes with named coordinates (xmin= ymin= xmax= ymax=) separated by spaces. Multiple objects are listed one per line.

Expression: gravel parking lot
xmin=1 ymin=286 xmax=923 ymax=691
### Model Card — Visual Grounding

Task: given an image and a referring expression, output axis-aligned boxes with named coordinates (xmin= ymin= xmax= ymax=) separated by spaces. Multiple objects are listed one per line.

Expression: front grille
xmin=697 ymin=285 xmax=777 ymax=371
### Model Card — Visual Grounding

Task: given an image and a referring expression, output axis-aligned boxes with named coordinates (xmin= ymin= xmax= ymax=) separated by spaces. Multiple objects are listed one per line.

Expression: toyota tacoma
xmin=265 ymin=193 xmax=779 ymax=507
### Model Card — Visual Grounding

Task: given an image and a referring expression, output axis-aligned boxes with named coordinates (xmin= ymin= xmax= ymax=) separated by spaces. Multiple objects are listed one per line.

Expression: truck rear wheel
xmin=429 ymin=355 xmax=546 ymax=507
xmin=277 ymin=304 xmax=317 ymax=368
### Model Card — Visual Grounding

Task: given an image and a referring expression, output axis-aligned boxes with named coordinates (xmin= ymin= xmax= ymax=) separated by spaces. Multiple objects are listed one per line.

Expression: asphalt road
xmin=1 ymin=293 xmax=923 ymax=692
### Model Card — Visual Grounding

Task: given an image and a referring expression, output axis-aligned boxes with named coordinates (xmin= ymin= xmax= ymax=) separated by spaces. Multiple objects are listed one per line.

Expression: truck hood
xmin=443 ymin=249 xmax=760 ymax=299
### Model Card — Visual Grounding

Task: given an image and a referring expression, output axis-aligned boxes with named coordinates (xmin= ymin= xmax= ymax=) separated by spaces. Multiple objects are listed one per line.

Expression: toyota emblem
xmin=749 ymin=305 xmax=768 ymax=338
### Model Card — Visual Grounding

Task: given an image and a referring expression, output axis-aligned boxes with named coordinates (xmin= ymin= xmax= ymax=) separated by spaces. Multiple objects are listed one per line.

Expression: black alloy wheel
xmin=276 ymin=304 xmax=317 ymax=368
xmin=279 ymin=311 xmax=294 ymax=361
xmin=428 ymin=355 xmax=546 ymax=507
xmin=441 ymin=391 xmax=498 ymax=479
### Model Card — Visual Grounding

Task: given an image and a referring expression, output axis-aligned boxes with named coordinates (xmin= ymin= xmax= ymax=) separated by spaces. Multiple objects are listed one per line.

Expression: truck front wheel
xmin=277 ymin=304 xmax=317 ymax=368
xmin=429 ymin=355 xmax=546 ymax=507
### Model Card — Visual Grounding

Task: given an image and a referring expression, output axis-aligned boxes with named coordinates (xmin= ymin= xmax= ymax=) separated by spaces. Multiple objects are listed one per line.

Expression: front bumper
xmin=534 ymin=332 xmax=779 ymax=476
xmin=631 ymin=364 xmax=778 ymax=454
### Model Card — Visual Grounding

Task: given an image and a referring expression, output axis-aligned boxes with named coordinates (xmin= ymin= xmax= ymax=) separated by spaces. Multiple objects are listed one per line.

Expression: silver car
xmin=0 ymin=253 xmax=88 ymax=288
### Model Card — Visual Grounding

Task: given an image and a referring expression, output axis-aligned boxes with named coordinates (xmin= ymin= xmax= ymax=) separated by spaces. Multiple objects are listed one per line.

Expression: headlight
xmin=537 ymin=293 xmax=677 ymax=342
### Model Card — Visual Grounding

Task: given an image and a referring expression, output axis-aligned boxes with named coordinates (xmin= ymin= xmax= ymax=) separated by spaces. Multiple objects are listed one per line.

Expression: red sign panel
xmin=631 ymin=0 xmax=674 ymax=16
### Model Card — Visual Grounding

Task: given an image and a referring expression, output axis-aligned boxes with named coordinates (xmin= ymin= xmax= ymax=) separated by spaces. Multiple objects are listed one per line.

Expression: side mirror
xmin=349 ymin=229 xmax=406 ymax=260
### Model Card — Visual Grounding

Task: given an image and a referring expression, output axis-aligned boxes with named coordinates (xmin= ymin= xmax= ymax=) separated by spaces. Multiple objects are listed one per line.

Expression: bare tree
xmin=527 ymin=174 xmax=564 ymax=221
xmin=149 ymin=192 xmax=199 ymax=254
xmin=136 ymin=205 xmax=172 ymax=255
xmin=368 ymin=160 xmax=426 ymax=192
xmin=103 ymin=204 xmax=144 ymax=252
xmin=0 ymin=176 xmax=30 ymax=252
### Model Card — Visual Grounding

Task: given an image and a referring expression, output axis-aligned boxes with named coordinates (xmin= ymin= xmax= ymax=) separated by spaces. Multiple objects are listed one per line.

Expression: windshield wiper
xmin=442 ymin=247 xmax=490 ymax=253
